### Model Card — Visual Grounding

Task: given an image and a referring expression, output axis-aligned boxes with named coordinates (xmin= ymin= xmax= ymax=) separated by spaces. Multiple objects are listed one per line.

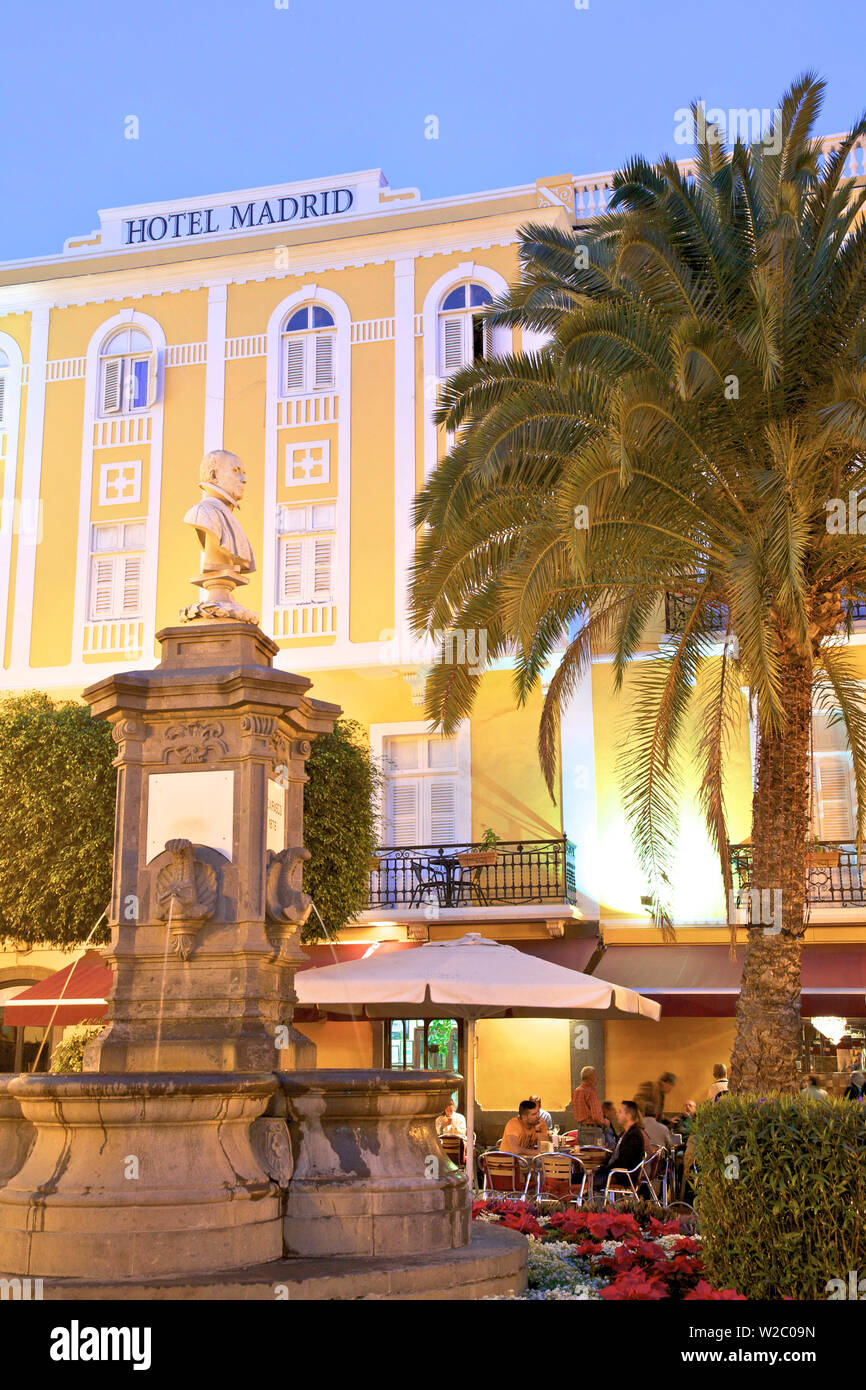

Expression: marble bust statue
xmin=181 ymin=450 xmax=259 ymax=623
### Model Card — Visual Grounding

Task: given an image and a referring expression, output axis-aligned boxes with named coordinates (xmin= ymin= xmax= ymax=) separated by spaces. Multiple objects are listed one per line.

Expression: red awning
xmin=2 ymin=951 xmax=113 ymax=1027
xmin=598 ymin=943 xmax=866 ymax=1017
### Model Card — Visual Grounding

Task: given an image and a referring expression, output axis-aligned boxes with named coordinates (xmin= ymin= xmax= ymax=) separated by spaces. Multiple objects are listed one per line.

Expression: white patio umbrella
xmin=295 ymin=932 xmax=661 ymax=1196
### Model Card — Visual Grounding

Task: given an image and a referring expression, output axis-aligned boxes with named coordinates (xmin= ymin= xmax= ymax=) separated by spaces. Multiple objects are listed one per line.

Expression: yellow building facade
xmin=1 ymin=160 xmax=865 ymax=1132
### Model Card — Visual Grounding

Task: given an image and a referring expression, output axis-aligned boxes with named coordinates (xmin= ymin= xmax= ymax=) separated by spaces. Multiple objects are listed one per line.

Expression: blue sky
xmin=4 ymin=0 xmax=864 ymax=262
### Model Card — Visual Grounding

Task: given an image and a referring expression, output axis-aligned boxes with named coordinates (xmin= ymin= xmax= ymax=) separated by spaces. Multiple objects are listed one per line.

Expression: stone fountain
xmin=0 ymin=450 xmax=525 ymax=1299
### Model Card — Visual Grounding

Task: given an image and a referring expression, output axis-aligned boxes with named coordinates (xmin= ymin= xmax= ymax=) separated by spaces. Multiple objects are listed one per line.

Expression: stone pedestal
xmin=0 ymin=1076 xmax=35 ymax=1187
xmin=0 ymin=1074 xmax=282 ymax=1278
xmin=278 ymin=1070 xmax=469 ymax=1258
xmin=81 ymin=622 xmax=339 ymax=1074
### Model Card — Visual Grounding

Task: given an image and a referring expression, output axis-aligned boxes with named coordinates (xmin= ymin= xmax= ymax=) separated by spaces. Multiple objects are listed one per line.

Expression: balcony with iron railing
xmin=664 ymin=592 xmax=729 ymax=636
xmin=729 ymin=841 xmax=866 ymax=908
xmin=368 ymin=837 xmax=577 ymax=911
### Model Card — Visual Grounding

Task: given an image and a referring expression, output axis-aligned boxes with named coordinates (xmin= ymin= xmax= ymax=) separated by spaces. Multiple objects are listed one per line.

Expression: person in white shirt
xmin=707 ymin=1063 xmax=729 ymax=1101
xmin=530 ymin=1095 xmax=554 ymax=1131
xmin=435 ymin=1100 xmax=467 ymax=1136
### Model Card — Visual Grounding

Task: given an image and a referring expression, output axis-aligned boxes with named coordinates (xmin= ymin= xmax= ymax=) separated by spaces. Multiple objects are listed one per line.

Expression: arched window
xmin=98 ymin=326 xmax=155 ymax=415
xmin=0 ymin=349 xmax=9 ymax=427
xmin=438 ymin=282 xmax=493 ymax=374
xmin=281 ymin=305 xmax=336 ymax=395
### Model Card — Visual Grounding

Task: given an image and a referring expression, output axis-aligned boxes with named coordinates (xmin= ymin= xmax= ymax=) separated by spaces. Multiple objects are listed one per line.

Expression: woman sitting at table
xmin=592 ymin=1101 xmax=646 ymax=1190
xmin=435 ymin=1099 xmax=467 ymax=1137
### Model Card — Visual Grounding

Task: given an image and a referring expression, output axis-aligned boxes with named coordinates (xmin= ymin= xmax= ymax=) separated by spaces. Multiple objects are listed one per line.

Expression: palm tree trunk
xmin=729 ymin=647 xmax=812 ymax=1093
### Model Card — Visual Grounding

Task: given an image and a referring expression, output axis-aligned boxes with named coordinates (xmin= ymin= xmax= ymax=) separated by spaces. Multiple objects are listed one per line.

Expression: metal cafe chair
xmin=601 ymin=1146 xmax=664 ymax=1207
xmin=529 ymin=1151 xmax=588 ymax=1206
xmin=438 ymin=1133 xmax=466 ymax=1167
xmin=408 ymin=857 xmax=448 ymax=907
xmin=479 ymin=1150 xmax=533 ymax=1200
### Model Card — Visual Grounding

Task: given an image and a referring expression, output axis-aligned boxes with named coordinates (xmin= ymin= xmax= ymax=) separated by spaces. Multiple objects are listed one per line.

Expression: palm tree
xmin=410 ymin=75 xmax=866 ymax=1092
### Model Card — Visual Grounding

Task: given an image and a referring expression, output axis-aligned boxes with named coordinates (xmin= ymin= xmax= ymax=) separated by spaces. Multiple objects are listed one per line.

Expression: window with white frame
xmin=88 ymin=521 xmax=145 ymax=621
xmin=98 ymin=328 xmax=156 ymax=415
xmin=0 ymin=348 xmax=9 ymax=427
xmin=383 ymin=733 xmax=462 ymax=845
xmin=438 ymin=282 xmax=493 ymax=374
xmin=281 ymin=306 xmax=336 ymax=395
xmin=812 ymin=710 xmax=857 ymax=840
xmin=276 ymin=503 xmax=335 ymax=607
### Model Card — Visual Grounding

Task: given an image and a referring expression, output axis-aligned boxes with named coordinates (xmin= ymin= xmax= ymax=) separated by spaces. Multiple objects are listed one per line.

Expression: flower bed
xmin=473 ymin=1199 xmax=744 ymax=1301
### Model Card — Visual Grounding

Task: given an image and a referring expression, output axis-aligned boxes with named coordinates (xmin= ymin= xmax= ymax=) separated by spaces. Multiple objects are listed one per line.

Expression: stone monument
xmin=181 ymin=449 xmax=258 ymax=623
xmin=0 ymin=451 xmax=525 ymax=1296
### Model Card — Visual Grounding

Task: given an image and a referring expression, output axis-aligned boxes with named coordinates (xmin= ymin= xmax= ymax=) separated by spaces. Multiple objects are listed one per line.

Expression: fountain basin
xmin=0 ymin=1075 xmax=36 ymax=1188
xmin=0 ymin=1073 xmax=281 ymax=1279
xmin=278 ymin=1070 xmax=469 ymax=1258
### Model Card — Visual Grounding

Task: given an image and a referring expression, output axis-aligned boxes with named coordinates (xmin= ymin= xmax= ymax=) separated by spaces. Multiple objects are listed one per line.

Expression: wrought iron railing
xmin=729 ymin=841 xmax=866 ymax=907
xmin=368 ymin=837 xmax=576 ymax=909
xmin=664 ymin=592 xmax=729 ymax=635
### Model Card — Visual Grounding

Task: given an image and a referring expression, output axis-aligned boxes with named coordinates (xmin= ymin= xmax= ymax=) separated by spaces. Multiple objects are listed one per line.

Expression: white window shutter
xmin=813 ymin=755 xmax=856 ymax=840
xmin=279 ymin=538 xmax=304 ymax=603
xmin=441 ymin=317 xmax=463 ymax=373
xmin=145 ymin=353 xmax=158 ymax=407
xmin=284 ymin=337 xmax=305 ymax=394
xmin=0 ymin=373 xmax=6 ymax=427
xmin=313 ymin=333 xmax=335 ymax=389
xmin=428 ymin=779 xmax=457 ymax=843
xmin=121 ymin=554 xmax=143 ymax=615
xmin=90 ymin=556 xmax=116 ymax=620
xmin=483 ymin=319 xmax=495 ymax=360
xmin=312 ymin=537 xmax=333 ymax=599
xmin=390 ymin=779 xmax=421 ymax=846
xmin=101 ymin=359 xmax=122 ymax=414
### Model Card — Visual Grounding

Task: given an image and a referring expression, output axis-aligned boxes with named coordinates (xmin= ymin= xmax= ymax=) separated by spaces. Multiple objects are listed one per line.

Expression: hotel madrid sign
xmin=77 ymin=171 xmax=403 ymax=255
xmin=122 ymin=188 xmax=355 ymax=245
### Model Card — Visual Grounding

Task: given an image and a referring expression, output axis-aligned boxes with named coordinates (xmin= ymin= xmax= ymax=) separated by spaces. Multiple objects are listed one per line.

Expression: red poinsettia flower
xmin=683 ymin=1280 xmax=746 ymax=1301
xmin=647 ymin=1217 xmax=686 ymax=1237
xmin=601 ymin=1272 xmax=669 ymax=1300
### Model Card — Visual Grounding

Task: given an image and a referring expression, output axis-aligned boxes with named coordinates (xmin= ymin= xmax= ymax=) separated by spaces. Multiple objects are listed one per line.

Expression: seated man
xmin=593 ymin=1101 xmax=647 ymax=1191
xmin=530 ymin=1094 xmax=554 ymax=1131
xmin=435 ymin=1099 xmax=467 ymax=1137
xmin=642 ymin=1101 xmax=678 ymax=1150
xmin=500 ymin=1099 xmax=549 ymax=1155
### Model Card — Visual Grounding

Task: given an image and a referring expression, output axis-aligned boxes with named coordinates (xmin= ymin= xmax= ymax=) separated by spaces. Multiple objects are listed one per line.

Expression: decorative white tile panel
xmin=99 ymin=459 xmax=142 ymax=506
xmin=285 ymin=440 xmax=330 ymax=487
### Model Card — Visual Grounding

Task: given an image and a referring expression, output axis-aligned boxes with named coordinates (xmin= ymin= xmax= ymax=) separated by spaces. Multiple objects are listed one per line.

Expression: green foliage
xmin=302 ymin=718 xmax=382 ymax=941
xmin=409 ymin=73 xmax=866 ymax=928
xmin=49 ymin=1019 xmax=105 ymax=1073
xmin=694 ymin=1094 xmax=866 ymax=1297
xmin=0 ymin=693 xmax=115 ymax=946
xmin=479 ymin=826 xmax=501 ymax=849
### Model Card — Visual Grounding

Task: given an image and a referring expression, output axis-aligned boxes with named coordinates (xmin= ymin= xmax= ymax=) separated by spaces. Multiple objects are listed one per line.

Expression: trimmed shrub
xmin=694 ymin=1093 xmax=866 ymax=1298
xmin=302 ymin=718 xmax=381 ymax=941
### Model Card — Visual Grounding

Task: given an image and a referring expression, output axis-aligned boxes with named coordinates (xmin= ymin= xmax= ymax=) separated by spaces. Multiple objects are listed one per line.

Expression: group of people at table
xmin=435 ymin=1064 xmax=732 ymax=1196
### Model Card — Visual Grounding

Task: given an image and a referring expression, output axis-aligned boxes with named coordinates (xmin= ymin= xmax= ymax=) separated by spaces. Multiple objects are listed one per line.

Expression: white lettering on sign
xmin=267 ymin=779 xmax=286 ymax=855
xmin=122 ymin=189 xmax=354 ymax=246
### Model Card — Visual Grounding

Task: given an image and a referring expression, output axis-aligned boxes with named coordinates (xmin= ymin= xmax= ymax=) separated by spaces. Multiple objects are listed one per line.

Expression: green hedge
xmin=694 ymin=1094 xmax=866 ymax=1299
